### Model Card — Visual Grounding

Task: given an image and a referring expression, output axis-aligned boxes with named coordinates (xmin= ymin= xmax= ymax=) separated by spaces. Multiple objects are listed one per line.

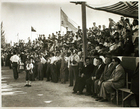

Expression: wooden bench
xmin=116 ymin=72 xmax=134 ymax=107
xmin=114 ymin=56 xmax=139 ymax=107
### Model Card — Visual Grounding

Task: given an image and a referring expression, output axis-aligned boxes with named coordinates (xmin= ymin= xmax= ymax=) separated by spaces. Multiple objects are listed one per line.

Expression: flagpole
xmin=60 ymin=7 xmax=62 ymax=33
xmin=17 ymin=33 xmax=19 ymax=45
xmin=30 ymin=27 xmax=32 ymax=40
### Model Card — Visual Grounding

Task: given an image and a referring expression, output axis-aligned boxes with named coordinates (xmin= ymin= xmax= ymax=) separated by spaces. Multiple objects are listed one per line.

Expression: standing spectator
xmin=37 ymin=54 xmax=43 ymax=80
xmin=10 ymin=51 xmax=20 ymax=80
xmin=24 ymin=59 xmax=34 ymax=87
xmin=109 ymin=18 xmax=116 ymax=34
xmin=132 ymin=19 xmax=139 ymax=56
xmin=56 ymin=51 xmax=61 ymax=81
xmin=60 ymin=53 xmax=68 ymax=83
xmin=50 ymin=53 xmax=58 ymax=83
xmin=132 ymin=19 xmax=138 ymax=43
xmin=69 ymin=50 xmax=80 ymax=87
xmin=7 ymin=51 xmax=12 ymax=69
xmin=40 ymin=53 xmax=47 ymax=79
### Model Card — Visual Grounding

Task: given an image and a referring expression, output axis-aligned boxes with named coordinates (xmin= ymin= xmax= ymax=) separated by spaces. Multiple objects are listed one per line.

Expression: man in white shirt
xmin=10 ymin=51 xmax=20 ymax=80
xmin=40 ymin=53 xmax=47 ymax=79
xmin=50 ymin=53 xmax=58 ymax=83
xmin=69 ymin=49 xmax=80 ymax=87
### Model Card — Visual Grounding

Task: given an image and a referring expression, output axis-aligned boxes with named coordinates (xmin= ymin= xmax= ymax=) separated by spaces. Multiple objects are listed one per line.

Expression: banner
xmin=61 ymin=9 xmax=78 ymax=32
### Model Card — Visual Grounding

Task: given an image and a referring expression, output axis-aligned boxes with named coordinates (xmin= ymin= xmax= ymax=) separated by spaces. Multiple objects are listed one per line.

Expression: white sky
xmin=1 ymin=0 xmax=135 ymax=43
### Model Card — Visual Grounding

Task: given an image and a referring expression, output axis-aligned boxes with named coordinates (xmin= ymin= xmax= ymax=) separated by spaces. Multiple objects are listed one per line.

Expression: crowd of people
xmin=1 ymin=16 xmax=139 ymax=106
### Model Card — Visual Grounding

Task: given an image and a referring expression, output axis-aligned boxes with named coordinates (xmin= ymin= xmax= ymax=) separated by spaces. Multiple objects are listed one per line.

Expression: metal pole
xmin=81 ymin=2 xmax=87 ymax=60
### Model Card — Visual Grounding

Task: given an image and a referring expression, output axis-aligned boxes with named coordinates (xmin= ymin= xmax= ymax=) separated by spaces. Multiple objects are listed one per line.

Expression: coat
xmin=91 ymin=64 xmax=105 ymax=80
xmin=110 ymin=64 xmax=125 ymax=89
xmin=100 ymin=63 xmax=115 ymax=82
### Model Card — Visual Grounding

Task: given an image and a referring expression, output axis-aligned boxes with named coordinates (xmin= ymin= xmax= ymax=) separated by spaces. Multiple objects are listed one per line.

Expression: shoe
xmin=95 ymin=97 xmax=102 ymax=101
xmin=99 ymin=98 xmax=108 ymax=102
xmin=85 ymin=93 xmax=92 ymax=96
xmin=72 ymin=91 xmax=77 ymax=94
xmin=24 ymin=84 xmax=29 ymax=87
xmin=91 ymin=95 xmax=98 ymax=98
xmin=28 ymin=85 xmax=31 ymax=87
xmin=69 ymin=85 xmax=73 ymax=87
xmin=77 ymin=92 xmax=83 ymax=95
xmin=46 ymin=79 xmax=50 ymax=81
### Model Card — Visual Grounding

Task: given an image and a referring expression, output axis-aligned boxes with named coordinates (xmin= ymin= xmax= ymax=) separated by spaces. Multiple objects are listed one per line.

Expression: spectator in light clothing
xmin=69 ymin=49 xmax=80 ymax=87
xmin=24 ymin=59 xmax=34 ymax=87
xmin=40 ymin=53 xmax=47 ymax=79
xmin=10 ymin=51 xmax=20 ymax=80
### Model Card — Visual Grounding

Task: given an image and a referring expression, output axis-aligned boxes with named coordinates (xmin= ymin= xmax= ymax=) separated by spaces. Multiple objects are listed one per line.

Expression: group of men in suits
xmin=72 ymin=56 xmax=125 ymax=102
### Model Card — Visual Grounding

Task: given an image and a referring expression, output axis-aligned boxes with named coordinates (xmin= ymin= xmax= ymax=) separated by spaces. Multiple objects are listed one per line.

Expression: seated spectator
xmin=86 ymin=58 xmax=105 ymax=96
xmin=94 ymin=56 xmax=115 ymax=99
xmin=97 ymin=57 xmax=125 ymax=102
xmin=109 ymin=38 xmax=122 ymax=55
xmin=73 ymin=57 xmax=95 ymax=94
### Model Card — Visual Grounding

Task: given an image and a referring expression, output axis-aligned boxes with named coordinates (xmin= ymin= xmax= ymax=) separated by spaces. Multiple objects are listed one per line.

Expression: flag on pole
xmin=61 ymin=9 xmax=78 ymax=32
xmin=31 ymin=26 xmax=36 ymax=32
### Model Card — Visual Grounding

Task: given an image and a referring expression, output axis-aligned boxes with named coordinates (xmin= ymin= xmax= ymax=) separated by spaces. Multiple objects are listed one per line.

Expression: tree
xmin=1 ymin=22 xmax=6 ymax=48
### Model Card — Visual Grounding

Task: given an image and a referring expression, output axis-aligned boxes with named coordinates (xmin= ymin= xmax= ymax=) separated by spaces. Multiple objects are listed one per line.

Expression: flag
xmin=61 ymin=9 xmax=78 ymax=32
xmin=31 ymin=26 xmax=36 ymax=32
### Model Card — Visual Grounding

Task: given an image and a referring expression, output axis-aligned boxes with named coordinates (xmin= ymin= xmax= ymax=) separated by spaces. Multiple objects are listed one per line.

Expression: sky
xmin=1 ymin=0 xmax=134 ymax=44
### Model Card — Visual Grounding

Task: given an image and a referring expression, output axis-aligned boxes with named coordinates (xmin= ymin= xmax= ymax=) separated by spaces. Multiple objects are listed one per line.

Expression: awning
xmin=86 ymin=1 xmax=138 ymax=19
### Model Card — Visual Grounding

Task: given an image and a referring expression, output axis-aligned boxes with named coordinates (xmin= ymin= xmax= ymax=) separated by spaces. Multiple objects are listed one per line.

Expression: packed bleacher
xmin=1 ymin=17 xmax=139 ymax=107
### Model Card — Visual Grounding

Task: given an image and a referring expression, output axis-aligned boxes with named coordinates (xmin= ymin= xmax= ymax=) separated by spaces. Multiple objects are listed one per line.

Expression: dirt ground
xmin=1 ymin=66 xmax=118 ymax=107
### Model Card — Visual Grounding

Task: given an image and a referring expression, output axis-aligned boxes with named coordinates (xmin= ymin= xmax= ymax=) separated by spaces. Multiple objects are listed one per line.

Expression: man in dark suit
xmin=72 ymin=57 xmax=95 ymax=94
xmin=86 ymin=57 xmax=105 ymax=96
xmin=97 ymin=57 xmax=125 ymax=102
xmin=95 ymin=56 xmax=115 ymax=100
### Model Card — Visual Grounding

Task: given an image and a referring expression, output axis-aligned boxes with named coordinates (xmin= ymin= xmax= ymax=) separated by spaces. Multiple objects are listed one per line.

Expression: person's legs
xmin=46 ymin=63 xmax=51 ymax=81
xmin=78 ymin=77 xmax=86 ymax=93
xmin=86 ymin=78 xmax=93 ymax=94
xmin=73 ymin=77 xmax=80 ymax=93
xmin=40 ymin=64 xmax=43 ymax=80
xmin=73 ymin=66 xmax=79 ymax=82
xmin=12 ymin=62 xmax=18 ymax=80
xmin=25 ymin=70 xmax=29 ymax=86
xmin=94 ymin=79 xmax=99 ymax=95
xmin=69 ymin=66 xmax=74 ymax=86
xmin=98 ymin=81 xmax=114 ymax=102
xmin=28 ymin=73 xmax=32 ymax=87
xmin=104 ymin=81 xmax=115 ymax=93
